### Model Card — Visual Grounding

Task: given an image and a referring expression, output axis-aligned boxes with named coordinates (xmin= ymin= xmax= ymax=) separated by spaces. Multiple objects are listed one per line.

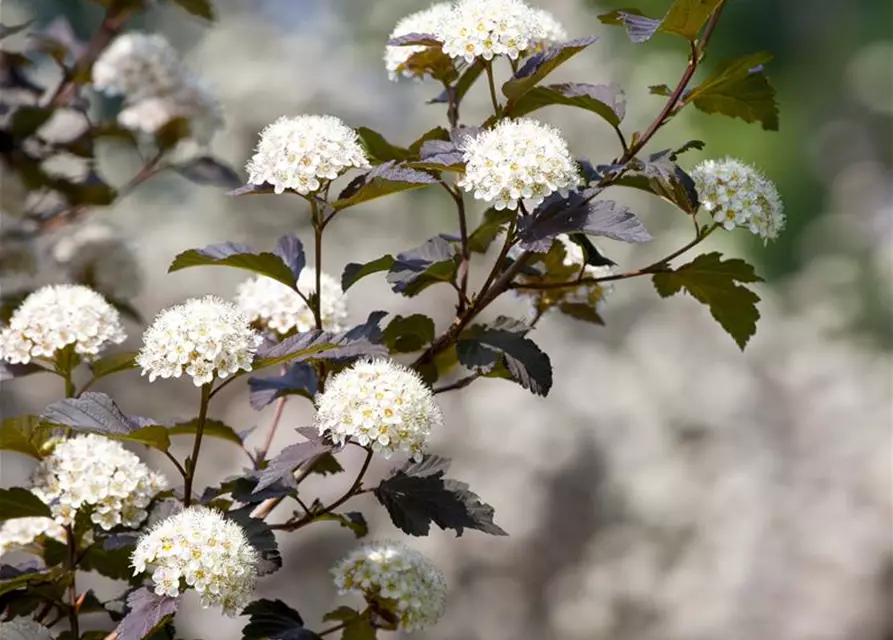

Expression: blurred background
xmin=1 ymin=0 xmax=891 ymax=638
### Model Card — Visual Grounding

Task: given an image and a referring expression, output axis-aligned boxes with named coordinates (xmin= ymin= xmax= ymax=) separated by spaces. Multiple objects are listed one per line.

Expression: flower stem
xmin=64 ymin=526 xmax=79 ymax=639
xmin=183 ymin=382 xmax=212 ymax=507
xmin=484 ymin=60 xmax=500 ymax=115
xmin=256 ymin=391 xmax=288 ymax=466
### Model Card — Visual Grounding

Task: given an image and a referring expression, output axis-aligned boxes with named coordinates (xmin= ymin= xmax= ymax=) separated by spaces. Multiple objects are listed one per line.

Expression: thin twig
xmin=163 ymin=450 xmax=187 ymax=479
xmin=255 ymin=369 xmax=289 ymax=466
xmin=182 ymin=383 xmax=212 ymax=507
xmin=484 ymin=60 xmax=501 ymax=115
xmin=433 ymin=373 xmax=480 ymax=394
xmin=64 ymin=526 xmax=79 ymax=639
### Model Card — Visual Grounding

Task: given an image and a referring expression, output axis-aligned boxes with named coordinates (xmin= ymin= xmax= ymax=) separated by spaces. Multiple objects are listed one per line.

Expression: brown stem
xmin=64 ymin=526 xmax=79 ymax=639
xmin=256 ymin=391 xmax=288 ymax=466
xmin=182 ymin=383 xmax=212 ymax=507
xmin=442 ymin=183 xmax=471 ymax=313
xmin=163 ymin=451 xmax=187 ymax=479
xmin=433 ymin=373 xmax=480 ymax=394
xmin=484 ymin=60 xmax=500 ymax=115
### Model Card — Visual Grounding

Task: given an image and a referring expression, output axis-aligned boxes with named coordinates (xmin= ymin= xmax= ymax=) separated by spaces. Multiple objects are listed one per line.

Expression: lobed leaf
xmin=168 ymin=241 xmax=298 ymax=290
xmin=502 ymin=36 xmax=598 ymax=101
xmin=241 ymin=598 xmax=320 ymax=640
xmin=652 ymin=252 xmax=763 ymax=349
xmin=507 ymin=82 xmax=626 ymax=126
xmin=685 ymin=52 xmax=779 ymax=130
xmin=252 ymin=432 xmax=332 ymax=493
xmin=382 ymin=314 xmax=436 ymax=353
xmin=248 ymin=362 xmax=318 ymax=410
xmin=176 ymin=156 xmax=241 ymax=188
xmin=457 ymin=324 xmax=552 ymax=396
xmin=386 ymin=236 xmax=459 ymax=297
xmin=115 ymin=588 xmax=179 ymax=640
xmin=225 ymin=506 xmax=282 ymax=575
xmin=334 ymin=161 xmax=437 ymax=210
xmin=660 ymin=0 xmax=725 ymax=39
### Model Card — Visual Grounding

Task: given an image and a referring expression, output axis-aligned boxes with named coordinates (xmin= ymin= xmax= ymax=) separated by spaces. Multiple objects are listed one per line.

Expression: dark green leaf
xmin=386 ymin=236 xmax=459 ymax=297
xmin=315 ymin=511 xmax=368 ymax=538
xmin=323 ymin=607 xmax=376 ymax=640
xmin=457 ymin=324 xmax=552 ymax=396
xmin=115 ymin=588 xmax=179 ymax=640
xmin=557 ymin=303 xmax=605 ymax=325
xmin=502 ymin=36 xmax=598 ymax=101
xmin=334 ymin=161 xmax=437 ymax=210
xmin=177 ymin=156 xmax=242 ymax=188
xmin=55 ymin=171 xmax=117 ymax=207
xmin=225 ymin=506 xmax=281 ymax=575
xmin=507 ymin=82 xmax=625 ymax=126
xmin=468 ymin=208 xmax=513 ymax=253
xmin=597 ymin=9 xmax=661 ymax=43
xmin=341 ymin=255 xmax=395 ymax=291
xmin=0 ymin=488 xmax=51 ymax=521
xmin=10 ymin=106 xmax=52 ymax=137
xmin=241 ymin=599 xmax=320 ymax=640
xmin=41 ymin=392 xmax=139 ymax=435
xmin=0 ymin=566 xmax=56 ymax=597
xmin=154 ymin=117 xmax=191 ymax=151
xmin=660 ymin=0 xmax=724 ymax=39
xmin=649 ymin=84 xmax=672 ymax=96
xmin=80 ymin=543 xmax=133 ymax=580
xmin=169 ymin=241 xmax=298 ymax=290
xmin=356 ymin=127 xmax=410 ymax=163
xmin=652 ymin=252 xmax=763 ymax=349
xmin=0 ymin=415 xmax=51 ymax=458
xmin=310 ymin=452 xmax=344 ymax=476
xmin=254 ymin=323 xmax=387 ymax=371
xmin=374 ymin=455 xmax=506 ymax=537
xmin=685 ymin=52 xmax=779 ymax=130
xmin=89 ymin=350 xmax=139 ymax=380
xmin=168 ymin=418 xmax=242 ymax=446
xmin=407 ymin=126 xmax=450 ymax=156
xmin=382 ymin=314 xmax=435 ymax=353
xmin=119 ymin=425 xmax=171 ymax=451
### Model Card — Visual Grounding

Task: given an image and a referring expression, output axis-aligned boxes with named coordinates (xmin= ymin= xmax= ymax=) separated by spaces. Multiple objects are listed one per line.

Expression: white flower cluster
xmin=30 ymin=434 xmax=167 ymax=531
xmin=315 ymin=359 xmax=443 ymax=460
xmin=385 ymin=3 xmax=454 ymax=81
xmin=246 ymin=115 xmax=370 ymax=195
xmin=332 ymin=541 xmax=447 ymax=632
xmin=0 ymin=516 xmax=66 ymax=557
xmin=0 ymin=284 xmax=126 ymax=365
xmin=51 ymin=222 xmax=142 ymax=299
xmin=458 ymin=118 xmax=579 ymax=210
xmin=436 ymin=0 xmax=547 ymax=63
xmin=131 ymin=507 xmax=259 ymax=616
xmin=235 ymin=269 xmax=348 ymax=335
xmin=692 ymin=157 xmax=785 ymax=242
xmin=530 ymin=7 xmax=568 ymax=44
xmin=137 ymin=296 xmax=261 ymax=386
xmin=92 ymin=32 xmax=221 ymax=143
xmin=0 ymin=618 xmax=54 ymax=640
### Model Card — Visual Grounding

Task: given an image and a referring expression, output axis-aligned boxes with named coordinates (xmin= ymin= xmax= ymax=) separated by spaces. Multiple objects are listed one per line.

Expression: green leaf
xmin=685 ymin=52 xmax=779 ymax=130
xmin=168 ymin=418 xmax=242 ymax=446
xmin=468 ymin=208 xmax=513 ymax=253
xmin=649 ymin=84 xmax=672 ymax=96
xmin=10 ymin=106 xmax=52 ymax=137
xmin=597 ymin=9 xmax=661 ymax=43
xmin=557 ymin=303 xmax=605 ymax=325
xmin=169 ymin=243 xmax=298 ymax=290
xmin=334 ymin=162 xmax=437 ymax=210
xmin=457 ymin=322 xmax=552 ymax=396
xmin=154 ymin=117 xmax=191 ymax=151
xmin=118 ymin=425 xmax=171 ymax=452
xmin=241 ymin=599 xmax=319 ymax=639
xmin=659 ymin=0 xmax=724 ymax=40
xmin=177 ymin=156 xmax=242 ymax=188
xmin=81 ymin=543 xmax=134 ymax=580
xmin=386 ymin=236 xmax=459 ymax=298
xmin=382 ymin=314 xmax=435 ymax=354
xmin=502 ymin=36 xmax=597 ymax=101
xmin=652 ymin=252 xmax=763 ymax=349
xmin=169 ymin=0 xmax=214 ymax=19
xmin=310 ymin=452 xmax=344 ymax=476
xmin=356 ymin=127 xmax=410 ymax=163
xmin=341 ymin=255 xmax=395 ymax=291
xmin=507 ymin=82 xmax=625 ymax=127
xmin=0 ymin=415 xmax=51 ymax=458
xmin=0 ymin=567 xmax=58 ymax=597
xmin=323 ymin=607 xmax=375 ymax=640
xmin=0 ymin=487 xmax=51 ymax=521
xmin=314 ymin=512 xmax=368 ymax=538
xmin=89 ymin=350 xmax=139 ymax=380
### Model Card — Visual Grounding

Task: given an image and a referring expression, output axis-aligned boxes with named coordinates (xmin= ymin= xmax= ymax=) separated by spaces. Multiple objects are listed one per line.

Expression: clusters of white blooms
xmin=246 ymin=115 xmax=370 ymax=195
xmin=235 ymin=269 xmax=348 ymax=335
xmin=332 ymin=541 xmax=447 ymax=632
xmin=436 ymin=0 xmax=546 ymax=63
xmin=0 ymin=284 xmax=126 ymax=365
xmin=51 ymin=222 xmax=143 ymax=299
xmin=315 ymin=359 xmax=442 ymax=460
xmin=385 ymin=3 xmax=454 ymax=81
xmin=131 ymin=507 xmax=259 ymax=616
xmin=458 ymin=118 xmax=579 ymax=210
xmin=0 ymin=618 xmax=54 ymax=640
xmin=30 ymin=434 xmax=167 ymax=531
xmin=692 ymin=157 xmax=785 ymax=241
xmin=0 ymin=517 xmax=66 ymax=557
xmin=92 ymin=32 xmax=222 ymax=141
xmin=137 ymin=296 xmax=261 ymax=386
xmin=529 ymin=7 xmax=568 ymax=44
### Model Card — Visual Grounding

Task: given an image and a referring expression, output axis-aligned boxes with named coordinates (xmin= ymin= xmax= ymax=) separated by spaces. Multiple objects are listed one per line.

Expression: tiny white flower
xmin=51 ymin=222 xmax=143 ymax=300
xmin=137 ymin=296 xmax=262 ymax=386
xmin=92 ymin=32 xmax=181 ymax=102
xmin=30 ymin=434 xmax=167 ymax=531
xmin=692 ymin=157 xmax=785 ymax=242
xmin=436 ymin=0 xmax=546 ymax=63
xmin=458 ymin=118 xmax=579 ymax=211
xmin=332 ymin=540 xmax=447 ymax=632
xmin=384 ymin=3 xmax=454 ymax=81
xmin=132 ymin=507 xmax=259 ymax=616
xmin=315 ymin=359 xmax=443 ymax=460
xmin=235 ymin=268 xmax=348 ymax=335
xmin=0 ymin=516 xmax=66 ymax=558
xmin=0 ymin=284 xmax=126 ymax=365
xmin=0 ymin=618 xmax=54 ymax=640
xmin=529 ymin=7 xmax=568 ymax=45
xmin=246 ymin=115 xmax=370 ymax=195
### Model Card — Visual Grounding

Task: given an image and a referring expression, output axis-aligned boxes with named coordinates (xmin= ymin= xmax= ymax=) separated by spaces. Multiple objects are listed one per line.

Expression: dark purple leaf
xmin=597 ymin=9 xmax=662 ymax=43
xmin=225 ymin=506 xmax=281 ymax=575
xmin=226 ymin=183 xmax=275 ymax=196
xmin=334 ymin=161 xmax=437 ymax=209
xmin=507 ymin=82 xmax=626 ymax=126
xmin=582 ymin=199 xmax=653 ymax=243
xmin=273 ymin=234 xmax=305 ymax=280
xmin=253 ymin=434 xmax=331 ymax=493
xmin=255 ymin=324 xmax=387 ymax=370
xmin=177 ymin=156 xmax=241 ymax=188
xmin=41 ymin=392 xmax=138 ymax=435
xmin=169 ymin=241 xmax=298 ymax=290
xmin=0 ymin=362 xmax=45 ymax=381
xmin=457 ymin=325 xmax=552 ymax=396
xmin=248 ymin=362 xmax=318 ymax=410
xmin=115 ymin=588 xmax=179 ymax=640
xmin=342 ymin=255 xmax=395 ymax=291
xmin=386 ymin=236 xmax=459 ymax=297
xmin=242 ymin=599 xmax=321 ymax=640
xmin=387 ymin=32 xmax=441 ymax=47
xmin=503 ymin=36 xmax=598 ymax=100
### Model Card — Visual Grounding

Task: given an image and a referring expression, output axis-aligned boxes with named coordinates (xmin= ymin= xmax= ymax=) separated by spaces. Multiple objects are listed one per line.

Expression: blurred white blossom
xmin=529 ymin=7 xmax=568 ymax=44
xmin=246 ymin=114 xmax=370 ymax=195
xmin=385 ymin=3 xmax=454 ymax=81
xmin=0 ymin=516 xmax=66 ymax=557
xmin=692 ymin=158 xmax=785 ymax=241
xmin=437 ymin=0 xmax=545 ymax=63
xmin=51 ymin=221 xmax=142 ymax=299
xmin=131 ymin=507 xmax=259 ymax=616
xmin=31 ymin=434 xmax=167 ymax=531
xmin=0 ymin=284 xmax=126 ymax=364
xmin=315 ymin=358 xmax=442 ymax=460
xmin=333 ymin=540 xmax=447 ymax=631
xmin=236 ymin=268 xmax=348 ymax=335
xmin=137 ymin=296 xmax=261 ymax=386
